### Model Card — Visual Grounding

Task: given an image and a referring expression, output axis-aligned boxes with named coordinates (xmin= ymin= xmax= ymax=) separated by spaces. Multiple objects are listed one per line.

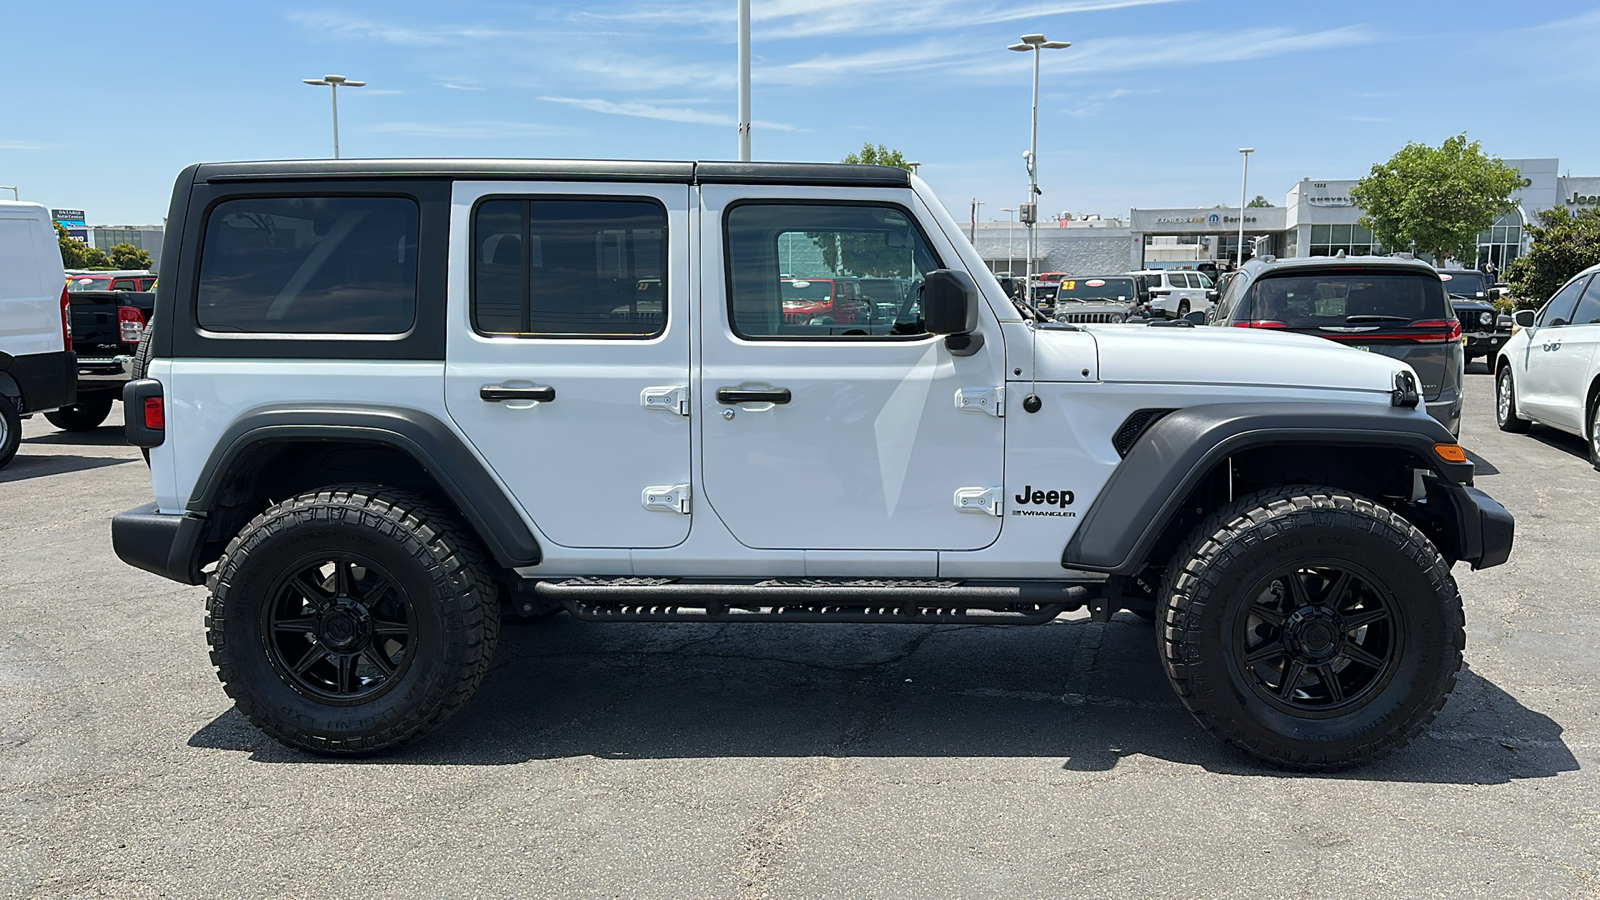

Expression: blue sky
xmin=5 ymin=1 xmax=1600 ymax=225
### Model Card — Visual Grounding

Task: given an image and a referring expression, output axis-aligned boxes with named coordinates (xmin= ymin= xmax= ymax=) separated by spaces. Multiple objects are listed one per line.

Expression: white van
xmin=0 ymin=202 xmax=75 ymax=468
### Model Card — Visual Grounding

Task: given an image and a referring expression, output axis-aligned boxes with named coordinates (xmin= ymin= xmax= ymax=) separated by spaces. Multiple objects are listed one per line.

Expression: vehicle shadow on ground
xmin=188 ymin=615 xmax=1578 ymax=784
xmin=1463 ymin=448 xmax=1500 ymax=476
xmin=1526 ymin=426 xmax=1592 ymax=463
xmin=23 ymin=426 xmax=130 ymax=447
xmin=0 ymin=453 xmax=131 ymax=483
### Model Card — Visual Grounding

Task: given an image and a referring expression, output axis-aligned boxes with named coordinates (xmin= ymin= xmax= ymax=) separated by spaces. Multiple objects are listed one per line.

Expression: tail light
xmin=123 ymin=379 xmax=165 ymax=448
xmin=1233 ymin=320 xmax=1287 ymax=329
xmin=1408 ymin=319 xmax=1463 ymax=343
xmin=59 ymin=285 xmax=72 ymax=351
xmin=142 ymin=396 xmax=164 ymax=430
xmin=118 ymin=306 xmax=146 ymax=345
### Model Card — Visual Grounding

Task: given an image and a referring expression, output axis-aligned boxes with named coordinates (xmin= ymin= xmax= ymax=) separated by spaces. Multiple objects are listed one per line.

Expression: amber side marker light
xmin=1433 ymin=443 xmax=1468 ymax=463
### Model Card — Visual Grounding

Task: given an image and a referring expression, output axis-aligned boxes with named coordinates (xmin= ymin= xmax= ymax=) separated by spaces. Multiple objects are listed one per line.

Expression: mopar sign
xmin=1208 ymin=214 xmax=1221 ymax=224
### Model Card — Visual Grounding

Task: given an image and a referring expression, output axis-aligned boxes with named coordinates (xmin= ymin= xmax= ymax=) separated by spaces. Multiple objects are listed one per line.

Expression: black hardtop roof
xmin=191 ymin=158 xmax=912 ymax=188
xmin=1246 ymin=254 xmax=1442 ymax=278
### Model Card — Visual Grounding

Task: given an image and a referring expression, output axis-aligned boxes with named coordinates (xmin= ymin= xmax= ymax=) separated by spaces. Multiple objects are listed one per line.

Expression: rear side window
xmin=197 ymin=196 xmax=418 ymax=334
xmin=472 ymin=198 xmax=666 ymax=338
xmin=1571 ymin=276 xmax=1600 ymax=326
xmin=1240 ymin=270 xmax=1448 ymax=327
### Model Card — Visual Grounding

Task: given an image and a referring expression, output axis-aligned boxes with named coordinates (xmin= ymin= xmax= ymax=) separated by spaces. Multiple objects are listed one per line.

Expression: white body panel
xmin=1502 ymin=319 xmax=1600 ymax=437
xmin=0 ymin=202 xmax=66 ymax=358
xmin=1090 ymin=325 xmax=1415 ymax=394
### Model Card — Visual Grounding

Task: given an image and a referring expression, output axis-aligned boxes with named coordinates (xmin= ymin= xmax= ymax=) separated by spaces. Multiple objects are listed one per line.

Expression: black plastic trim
xmin=695 ymin=161 xmax=910 ymax=188
xmin=1062 ymin=402 xmax=1471 ymax=574
xmin=122 ymin=379 xmax=165 ymax=447
xmin=111 ymin=502 xmax=207 ymax=585
xmin=190 ymin=159 xmax=910 ymax=188
xmin=0 ymin=349 xmax=77 ymax=413
xmin=188 ymin=405 xmax=542 ymax=568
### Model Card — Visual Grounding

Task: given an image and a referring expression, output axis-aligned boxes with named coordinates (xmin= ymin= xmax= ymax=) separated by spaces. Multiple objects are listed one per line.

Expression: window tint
xmin=1570 ymin=275 xmax=1600 ymax=326
xmin=197 ymin=196 xmax=418 ymax=334
xmin=1196 ymin=273 xmax=1214 ymax=288
xmin=1241 ymin=271 xmax=1448 ymax=327
xmin=725 ymin=203 xmax=938 ymax=339
xmin=1540 ymin=275 xmax=1590 ymax=327
xmin=472 ymin=198 xmax=665 ymax=337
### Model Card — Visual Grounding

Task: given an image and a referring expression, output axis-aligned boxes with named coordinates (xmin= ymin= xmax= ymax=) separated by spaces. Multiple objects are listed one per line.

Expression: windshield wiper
xmin=1012 ymin=295 xmax=1047 ymax=322
xmin=1344 ymin=314 xmax=1411 ymax=323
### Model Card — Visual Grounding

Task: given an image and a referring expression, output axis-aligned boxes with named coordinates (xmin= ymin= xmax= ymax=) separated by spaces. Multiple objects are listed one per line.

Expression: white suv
xmin=1132 ymin=269 xmax=1214 ymax=319
xmin=112 ymin=159 xmax=1512 ymax=768
xmin=1495 ymin=263 xmax=1600 ymax=465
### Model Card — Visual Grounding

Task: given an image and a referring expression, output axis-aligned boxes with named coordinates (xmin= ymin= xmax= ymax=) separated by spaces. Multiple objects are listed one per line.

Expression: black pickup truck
xmin=54 ymin=289 xmax=154 ymax=430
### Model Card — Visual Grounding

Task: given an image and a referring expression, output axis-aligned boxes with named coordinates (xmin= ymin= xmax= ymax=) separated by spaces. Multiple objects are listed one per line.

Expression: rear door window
xmin=1241 ymin=270 xmax=1448 ymax=326
xmin=197 ymin=196 xmax=419 ymax=334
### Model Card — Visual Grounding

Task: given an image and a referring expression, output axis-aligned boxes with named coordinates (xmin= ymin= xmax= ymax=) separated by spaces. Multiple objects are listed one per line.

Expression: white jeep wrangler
xmin=113 ymin=159 xmax=1513 ymax=768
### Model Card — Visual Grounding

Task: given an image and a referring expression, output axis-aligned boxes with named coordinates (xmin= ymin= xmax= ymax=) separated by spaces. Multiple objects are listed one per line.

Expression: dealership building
xmin=972 ymin=157 xmax=1599 ymax=277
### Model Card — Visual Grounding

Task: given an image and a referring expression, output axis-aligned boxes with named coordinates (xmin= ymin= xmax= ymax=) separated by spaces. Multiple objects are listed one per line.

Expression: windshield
xmin=1440 ymin=271 xmax=1488 ymax=298
xmin=1036 ymin=273 xmax=1066 ymax=284
xmin=1056 ymin=277 xmax=1134 ymax=302
xmin=1240 ymin=271 xmax=1449 ymax=327
xmin=780 ymin=280 xmax=834 ymax=302
xmin=66 ymin=276 xmax=112 ymax=293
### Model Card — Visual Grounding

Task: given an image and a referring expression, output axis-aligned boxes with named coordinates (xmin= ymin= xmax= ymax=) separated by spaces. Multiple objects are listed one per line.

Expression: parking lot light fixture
xmin=302 ymin=74 xmax=366 ymax=159
xmin=1008 ymin=34 xmax=1070 ymax=293
xmin=1237 ymin=148 xmax=1254 ymax=266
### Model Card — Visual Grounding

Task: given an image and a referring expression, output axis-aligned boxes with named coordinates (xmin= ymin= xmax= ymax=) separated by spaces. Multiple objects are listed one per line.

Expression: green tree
xmin=841 ymin=143 xmax=912 ymax=170
xmin=1347 ymin=134 xmax=1521 ymax=265
xmin=1503 ymin=207 xmax=1600 ymax=309
xmin=107 ymin=242 xmax=153 ymax=270
xmin=1247 ymin=195 xmax=1274 ymax=208
xmin=56 ymin=223 xmax=112 ymax=270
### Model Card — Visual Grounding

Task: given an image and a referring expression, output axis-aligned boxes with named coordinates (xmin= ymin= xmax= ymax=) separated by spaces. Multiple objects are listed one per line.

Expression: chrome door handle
xmin=716 ymin=388 xmax=791 ymax=405
xmin=480 ymin=384 xmax=555 ymax=403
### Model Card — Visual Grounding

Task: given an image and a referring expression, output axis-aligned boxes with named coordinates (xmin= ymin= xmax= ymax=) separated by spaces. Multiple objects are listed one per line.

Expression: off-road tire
xmin=131 ymin=318 xmax=155 ymax=380
xmin=0 ymin=396 xmax=20 ymax=469
xmin=1158 ymin=485 xmax=1464 ymax=770
xmin=44 ymin=394 xmax=114 ymax=432
xmin=206 ymin=484 xmax=500 ymax=755
xmin=1496 ymin=365 xmax=1530 ymax=433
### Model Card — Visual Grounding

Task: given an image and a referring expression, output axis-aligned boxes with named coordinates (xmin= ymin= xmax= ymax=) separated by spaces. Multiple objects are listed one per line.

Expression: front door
xmin=697 ymin=186 xmax=1006 ymax=552
xmin=444 ymin=182 xmax=693 ymax=549
xmin=1520 ymin=274 xmax=1589 ymax=423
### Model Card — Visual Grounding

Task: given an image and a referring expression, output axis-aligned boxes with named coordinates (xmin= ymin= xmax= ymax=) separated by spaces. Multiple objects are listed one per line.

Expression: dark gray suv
xmin=1211 ymin=255 xmax=1464 ymax=435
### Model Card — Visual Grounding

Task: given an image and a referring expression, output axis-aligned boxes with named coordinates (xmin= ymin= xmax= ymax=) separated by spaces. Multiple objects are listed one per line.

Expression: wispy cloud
xmin=0 ymin=140 xmax=59 ymax=151
xmin=538 ymin=96 xmax=797 ymax=131
xmin=285 ymin=11 xmax=533 ymax=45
xmin=362 ymin=120 xmax=580 ymax=139
xmin=441 ymin=82 xmax=486 ymax=92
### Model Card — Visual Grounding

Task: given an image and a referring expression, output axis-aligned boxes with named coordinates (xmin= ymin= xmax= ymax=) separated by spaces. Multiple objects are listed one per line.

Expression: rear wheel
xmin=0 ymin=396 xmax=20 ymax=469
xmin=1588 ymin=391 xmax=1600 ymax=469
xmin=44 ymin=394 xmax=114 ymax=432
xmin=1177 ymin=299 xmax=1191 ymax=317
xmin=207 ymin=484 xmax=500 ymax=755
xmin=1496 ymin=365 xmax=1530 ymax=433
xmin=1159 ymin=486 xmax=1463 ymax=769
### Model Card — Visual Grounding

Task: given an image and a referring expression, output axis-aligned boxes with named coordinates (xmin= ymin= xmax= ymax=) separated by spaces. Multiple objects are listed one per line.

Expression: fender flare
xmin=1061 ymin=401 xmax=1473 ymax=574
xmin=189 ymin=405 xmax=542 ymax=567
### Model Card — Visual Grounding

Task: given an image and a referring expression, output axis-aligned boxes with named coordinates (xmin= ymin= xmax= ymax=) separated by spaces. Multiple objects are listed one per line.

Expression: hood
xmin=1038 ymin=324 xmax=1411 ymax=395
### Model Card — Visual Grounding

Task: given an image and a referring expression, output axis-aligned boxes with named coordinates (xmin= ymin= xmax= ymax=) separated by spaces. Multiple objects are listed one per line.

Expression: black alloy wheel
xmin=1232 ymin=562 xmax=1398 ymax=716
xmin=262 ymin=554 xmax=416 ymax=702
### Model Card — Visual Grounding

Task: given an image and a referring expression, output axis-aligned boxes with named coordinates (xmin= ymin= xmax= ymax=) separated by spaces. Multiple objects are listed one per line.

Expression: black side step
xmin=529 ymin=578 xmax=1090 ymax=625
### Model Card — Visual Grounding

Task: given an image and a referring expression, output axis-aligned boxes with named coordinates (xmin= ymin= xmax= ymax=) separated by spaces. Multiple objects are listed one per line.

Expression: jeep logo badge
xmin=1014 ymin=485 xmax=1074 ymax=508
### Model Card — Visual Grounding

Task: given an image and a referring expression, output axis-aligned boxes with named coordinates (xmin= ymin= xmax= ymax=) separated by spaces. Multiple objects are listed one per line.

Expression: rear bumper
xmin=111 ymin=503 xmax=208 ymax=585
xmin=76 ymin=355 xmax=135 ymax=385
xmin=3 ymin=349 xmax=77 ymax=413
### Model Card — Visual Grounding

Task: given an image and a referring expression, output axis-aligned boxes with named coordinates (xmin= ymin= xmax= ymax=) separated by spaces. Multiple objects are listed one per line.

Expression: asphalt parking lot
xmin=1 ymin=362 xmax=1596 ymax=899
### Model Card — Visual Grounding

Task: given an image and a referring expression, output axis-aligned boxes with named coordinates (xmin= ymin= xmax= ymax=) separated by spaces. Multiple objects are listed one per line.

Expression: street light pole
xmin=737 ymin=0 xmax=751 ymax=161
xmin=1008 ymin=34 xmax=1070 ymax=295
xmin=1237 ymin=147 xmax=1254 ymax=266
xmin=302 ymin=74 xmax=366 ymax=159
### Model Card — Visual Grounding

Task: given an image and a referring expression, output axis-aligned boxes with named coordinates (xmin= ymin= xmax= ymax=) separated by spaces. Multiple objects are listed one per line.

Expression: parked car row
xmin=1495 ymin=262 xmax=1600 ymax=467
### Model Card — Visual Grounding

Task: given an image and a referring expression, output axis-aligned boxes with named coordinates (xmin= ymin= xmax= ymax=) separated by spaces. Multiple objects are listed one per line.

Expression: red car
xmin=780 ymin=278 xmax=870 ymax=325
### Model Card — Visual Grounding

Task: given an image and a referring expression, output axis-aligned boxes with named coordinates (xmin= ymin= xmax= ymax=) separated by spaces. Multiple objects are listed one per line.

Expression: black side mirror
xmin=1184 ymin=310 xmax=1208 ymax=326
xmin=1206 ymin=289 xmax=1219 ymax=301
xmin=922 ymin=269 xmax=982 ymax=356
xmin=1513 ymin=308 xmax=1536 ymax=329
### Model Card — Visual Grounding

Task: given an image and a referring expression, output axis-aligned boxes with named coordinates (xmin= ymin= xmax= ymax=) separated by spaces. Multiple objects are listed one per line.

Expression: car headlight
xmin=1480 ymin=311 xmax=1493 ymax=326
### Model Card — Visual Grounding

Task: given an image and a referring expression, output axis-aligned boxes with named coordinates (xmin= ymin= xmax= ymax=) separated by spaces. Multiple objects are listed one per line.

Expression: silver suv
xmin=1212 ymin=255 xmax=1465 ymax=435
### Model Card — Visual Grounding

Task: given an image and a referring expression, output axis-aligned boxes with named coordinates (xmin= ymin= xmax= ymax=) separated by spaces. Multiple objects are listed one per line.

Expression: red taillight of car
xmin=59 ymin=285 xmax=72 ymax=351
xmin=1408 ymin=319 xmax=1463 ymax=343
xmin=1232 ymin=320 xmax=1288 ymax=329
xmin=118 ymin=306 xmax=147 ymax=345
xmin=142 ymin=396 xmax=165 ymax=431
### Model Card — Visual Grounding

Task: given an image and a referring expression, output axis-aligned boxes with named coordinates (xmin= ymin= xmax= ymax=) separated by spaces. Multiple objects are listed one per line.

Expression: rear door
xmin=443 ymin=181 xmax=693 ymax=550
xmin=1520 ymin=275 xmax=1589 ymax=423
xmin=0 ymin=211 xmax=59 ymax=356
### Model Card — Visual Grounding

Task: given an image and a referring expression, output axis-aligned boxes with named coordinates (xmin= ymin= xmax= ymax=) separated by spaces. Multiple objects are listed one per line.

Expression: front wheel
xmin=1588 ymin=392 xmax=1600 ymax=470
xmin=1159 ymin=486 xmax=1464 ymax=769
xmin=1496 ymin=366 xmax=1530 ymax=433
xmin=0 ymin=396 xmax=20 ymax=469
xmin=207 ymin=484 xmax=500 ymax=754
xmin=44 ymin=394 xmax=114 ymax=432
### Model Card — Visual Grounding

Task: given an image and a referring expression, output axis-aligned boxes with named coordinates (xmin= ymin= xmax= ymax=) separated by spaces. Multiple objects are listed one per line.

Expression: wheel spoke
xmin=292 ymin=644 xmax=329 ymax=676
xmin=335 ymin=654 xmax=357 ymax=693
xmin=1322 ymin=570 xmax=1353 ymax=612
xmin=1250 ymin=605 xmax=1286 ymax=627
xmin=292 ymin=574 xmax=331 ymax=610
xmin=1316 ymin=663 xmax=1345 ymax=702
xmin=1278 ymin=660 xmax=1306 ymax=699
xmin=361 ymin=577 xmax=393 ymax=608
xmin=1343 ymin=607 xmax=1389 ymax=630
xmin=361 ymin=644 xmax=396 ymax=677
xmin=1285 ymin=571 xmax=1312 ymax=611
xmin=273 ymin=618 xmax=316 ymax=634
xmin=1340 ymin=643 xmax=1387 ymax=671
xmin=1245 ymin=642 xmax=1288 ymax=663
xmin=333 ymin=561 xmax=352 ymax=598
xmin=372 ymin=618 xmax=409 ymax=638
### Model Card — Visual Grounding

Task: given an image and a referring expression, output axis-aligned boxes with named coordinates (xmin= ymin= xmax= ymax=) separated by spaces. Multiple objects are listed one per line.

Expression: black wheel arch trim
xmin=1061 ymin=401 xmax=1498 ymax=574
xmin=187 ymin=405 xmax=542 ymax=569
